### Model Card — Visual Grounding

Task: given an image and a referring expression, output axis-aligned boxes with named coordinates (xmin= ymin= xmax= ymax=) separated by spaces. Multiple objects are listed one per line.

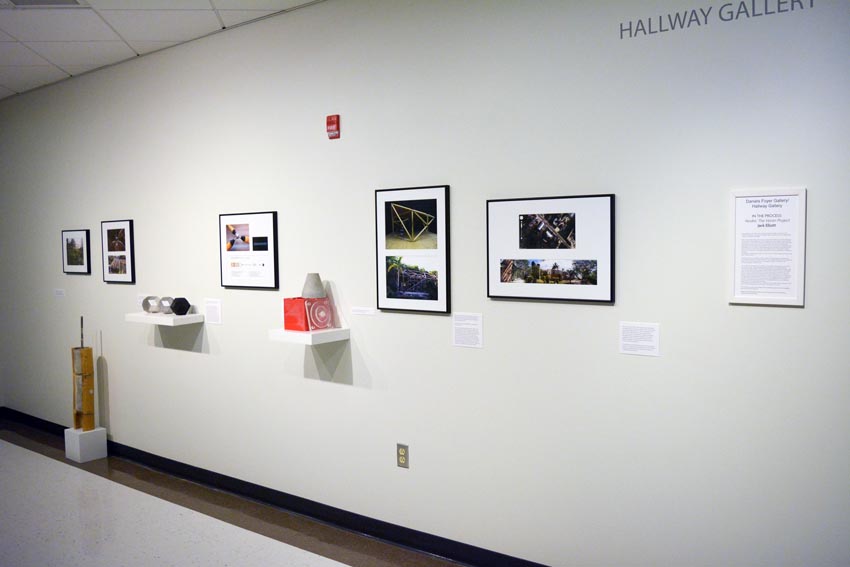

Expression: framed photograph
xmin=61 ymin=229 xmax=91 ymax=275
xmin=101 ymin=219 xmax=135 ymax=284
xmin=487 ymin=194 xmax=615 ymax=303
xmin=376 ymin=185 xmax=450 ymax=313
xmin=730 ymin=187 xmax=806 ymax=307
xmin=219 ymin=211 xmax=279 ymax=289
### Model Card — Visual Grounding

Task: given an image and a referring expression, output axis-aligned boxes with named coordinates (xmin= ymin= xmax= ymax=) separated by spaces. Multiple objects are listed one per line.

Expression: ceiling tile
xmin=88 ymin=0 xmax=213 ymax=8
xmin=219 ymin=9 xmax=275 ymax=28
xmin=99 ymin=9 xmax=220 ymax=41
xmin=0 ymin=85 xmax=15 ymax=99
xmin=0 ymin=28 xmax=16 ymax=42
xmin=123 ymin=39 xmax=180 ymax=55
xmin=25 ymin=40 xmax=135 ymax=67
xmin=0 ymin=41 xmax=51 ymax=65
xmin=213 ymin=0 xmax=306 ymax=9
xmin=0 ymin=9 xmax=120 ymax=41
xmin=0 ymin=65 xmax=68 ymax=91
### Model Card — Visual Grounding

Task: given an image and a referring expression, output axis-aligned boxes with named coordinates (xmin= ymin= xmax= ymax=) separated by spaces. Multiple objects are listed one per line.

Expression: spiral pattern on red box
xmin=306 ymin=299 xmax=332 ymax=330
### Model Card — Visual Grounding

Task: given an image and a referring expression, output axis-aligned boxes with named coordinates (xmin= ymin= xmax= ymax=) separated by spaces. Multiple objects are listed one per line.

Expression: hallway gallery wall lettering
xmin=619 ymin=0 xmax=815 ymax=40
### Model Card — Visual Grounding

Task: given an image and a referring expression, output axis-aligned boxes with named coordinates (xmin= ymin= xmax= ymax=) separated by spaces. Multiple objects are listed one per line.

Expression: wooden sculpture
xmin=72 ymin=316 xmax=95 ymax=431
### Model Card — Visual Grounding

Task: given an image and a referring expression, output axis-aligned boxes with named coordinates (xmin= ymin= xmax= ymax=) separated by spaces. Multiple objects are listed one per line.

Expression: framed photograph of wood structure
xmin=62 ymin=229 xmax=91 ymax=275
xmin=730 ymin=187 xmax=806 ymax=306
xmin=101 ymin=219 xmax=135 ymax=284
xmin=219 ymin=211 xmax=279 ymax=289
xmin=375 ymin=185 xmax=450 ymax=313
xmin=487 ymin=194 xmax=614 ymax=303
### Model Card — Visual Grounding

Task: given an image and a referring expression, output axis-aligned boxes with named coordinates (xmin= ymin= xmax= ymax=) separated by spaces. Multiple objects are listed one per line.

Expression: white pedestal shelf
xmin=65 ymin=427 xmax=107 ymax=463
xmin=268 ymin=327 xmax=350 ymax=346
xmin=125 ymin=312 xmax=205 ymax=326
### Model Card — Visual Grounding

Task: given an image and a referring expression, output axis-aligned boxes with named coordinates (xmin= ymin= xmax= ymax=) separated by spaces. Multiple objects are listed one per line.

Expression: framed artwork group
xmin=57 ymin=184 xmax=810 ymax=337
xmin=61 ymin=221 xmax=136 ymax=283
xmin=59 ymin=191 xmax=619 ymax=309
xmin=61 ymin=210 xmax=283 ymax=291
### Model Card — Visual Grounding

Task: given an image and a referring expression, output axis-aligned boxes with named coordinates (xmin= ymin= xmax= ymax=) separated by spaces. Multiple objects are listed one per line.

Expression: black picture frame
xmin=219 ymin=211 xmax=279 ymax=290
xmin=375 ymin=185 xmax=450 ymax=313
xmin=101 ymin=219 xmax=135 ymax=284
xmin=62 ymin=229 xmax=91 ymax=275
xmin=487 ymin=194 xmax=614 ymax=303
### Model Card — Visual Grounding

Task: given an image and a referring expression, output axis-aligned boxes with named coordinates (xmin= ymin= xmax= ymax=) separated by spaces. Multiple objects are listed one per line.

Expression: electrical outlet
xmin=396 ymin=443 xmax=409 ymax=469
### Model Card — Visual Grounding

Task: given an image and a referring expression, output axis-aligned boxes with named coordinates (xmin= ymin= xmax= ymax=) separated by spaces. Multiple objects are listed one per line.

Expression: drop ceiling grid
xmin=0 ymin=40 xmax=50 ymax=65
xmin=87 ymin=0 xmax=216 ymax=9
xmin=218 ymin=9 xmax=276 ymax=28
xmin=0 ymin=9 xmax=119 ymax=41
xmin=0 ymin=64 xmax=67 ymax=91
xmin=26 ymin=39 xmax=135 ymax=67
xmin=0 ymin=0 xmax=319 ymax=99
xmin=98 ymin=10 xmax=221 ymax=42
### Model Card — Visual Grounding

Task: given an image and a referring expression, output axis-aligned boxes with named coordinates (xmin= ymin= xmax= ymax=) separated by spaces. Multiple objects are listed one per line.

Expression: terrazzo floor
xmin=0 ymin=421 xmax=459 ymax=567
xmin=0 ymin=440 xmax=347 ymax=567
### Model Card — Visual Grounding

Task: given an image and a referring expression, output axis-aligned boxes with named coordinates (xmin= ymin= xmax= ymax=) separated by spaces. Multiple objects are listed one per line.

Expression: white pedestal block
xmin=64 ymin=427 xmax=107 ymax=463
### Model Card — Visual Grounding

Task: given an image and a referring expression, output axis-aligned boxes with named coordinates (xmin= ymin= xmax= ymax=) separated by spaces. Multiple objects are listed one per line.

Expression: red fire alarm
xmin=326 ymin=114 xmax=340 ymax=139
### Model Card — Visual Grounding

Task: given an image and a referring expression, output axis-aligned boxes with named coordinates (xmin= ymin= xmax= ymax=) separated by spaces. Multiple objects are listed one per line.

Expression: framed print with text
xmin=62 ymin=229 xmax=91 ymax=275
xmin=101 ymin=219 xmax=135 ymax=284
xmin=730 ymin=187 xmax=806 ymax=307
xmin=376 ymin=185 xmax=450 ymax=313
xmin=219 ymin=211 xmax=279 ymax=289
xmin=487 ymin=194 xmax=614 ymax=303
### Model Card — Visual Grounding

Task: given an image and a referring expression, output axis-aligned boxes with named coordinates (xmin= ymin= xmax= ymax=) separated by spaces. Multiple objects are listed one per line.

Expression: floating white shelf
xmin=125 ymin=312 xmax=205 ymax=326
xmin=268 ymin=327 xmax=350 ymax=346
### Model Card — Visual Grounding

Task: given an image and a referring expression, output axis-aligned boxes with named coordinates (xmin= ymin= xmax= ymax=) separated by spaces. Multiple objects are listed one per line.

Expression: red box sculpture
xmin=283 ymin=297 xmax=309 ymax=331
xmin=284 ymin=297 xmax=334 ymax=331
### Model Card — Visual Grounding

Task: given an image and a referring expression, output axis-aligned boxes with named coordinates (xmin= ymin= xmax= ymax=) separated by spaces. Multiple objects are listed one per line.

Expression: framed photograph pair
xmin=219 ymin=211 xmax=279 ymax=289
xmin=487 ymin=194 xmax=615 ymax=303
xmin=375 ymin=185 xmax=450 ymax=313
xmin=101 ymin=220 xmax=135 ymax=283
xmin=62 ymin=221 xmax=136 ymax=283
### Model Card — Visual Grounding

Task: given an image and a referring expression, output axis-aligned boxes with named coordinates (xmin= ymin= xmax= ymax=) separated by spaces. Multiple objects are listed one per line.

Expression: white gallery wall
xmin=1 ymin=1 xmax=848 ymax=565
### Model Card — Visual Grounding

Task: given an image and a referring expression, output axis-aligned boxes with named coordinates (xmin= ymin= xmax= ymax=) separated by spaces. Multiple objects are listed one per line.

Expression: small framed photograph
xmin=101 ymin=219 xmax=135 ymax=284
xmin=61 ymin=229 xmax=91 ymax=275
xmin=730 ymin=187 xmax=806 ymax=306
xmin=375 ymin=185 xmax=450 ymax=313
xmin=219 ymin=211 xmax=279 ymax=289
xmin=487 ymin=194 xmax=615 ymax=303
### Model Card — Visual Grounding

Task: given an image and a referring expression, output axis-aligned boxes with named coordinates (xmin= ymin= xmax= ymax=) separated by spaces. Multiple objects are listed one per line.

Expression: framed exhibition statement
xmin=62 ymin=229 xmax=91 ymax=275
xmin=219 ymin=211 xmax=279 ymax=289
xmin=101 ymin=220 xmax=135 ymax=284
xmin=487 ymin=194 xmax=614 ymax=303
xmin=376 ymin=185 xmax=450 ymax=313
xmin=730 ymin=188 xmax=806 ymax=307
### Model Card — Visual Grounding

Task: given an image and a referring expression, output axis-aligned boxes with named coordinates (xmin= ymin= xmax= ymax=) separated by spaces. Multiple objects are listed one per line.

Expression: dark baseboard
xmin=0 ymin=406 xmax=548 ymax=567
xmin=0 ymin=406 xmax=66 ymax=436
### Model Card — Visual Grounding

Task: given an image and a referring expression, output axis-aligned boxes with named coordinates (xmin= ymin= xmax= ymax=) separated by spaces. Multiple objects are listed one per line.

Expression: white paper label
xmin=619 ymin=321 xmax=660 ymax=357
xmin=351 ymin=307 xmax=377 ymax=316
xmin=453 ymin=312 xmax=483 ymax=348
xmin=204 ymin=298 xmax=222 ymax=325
